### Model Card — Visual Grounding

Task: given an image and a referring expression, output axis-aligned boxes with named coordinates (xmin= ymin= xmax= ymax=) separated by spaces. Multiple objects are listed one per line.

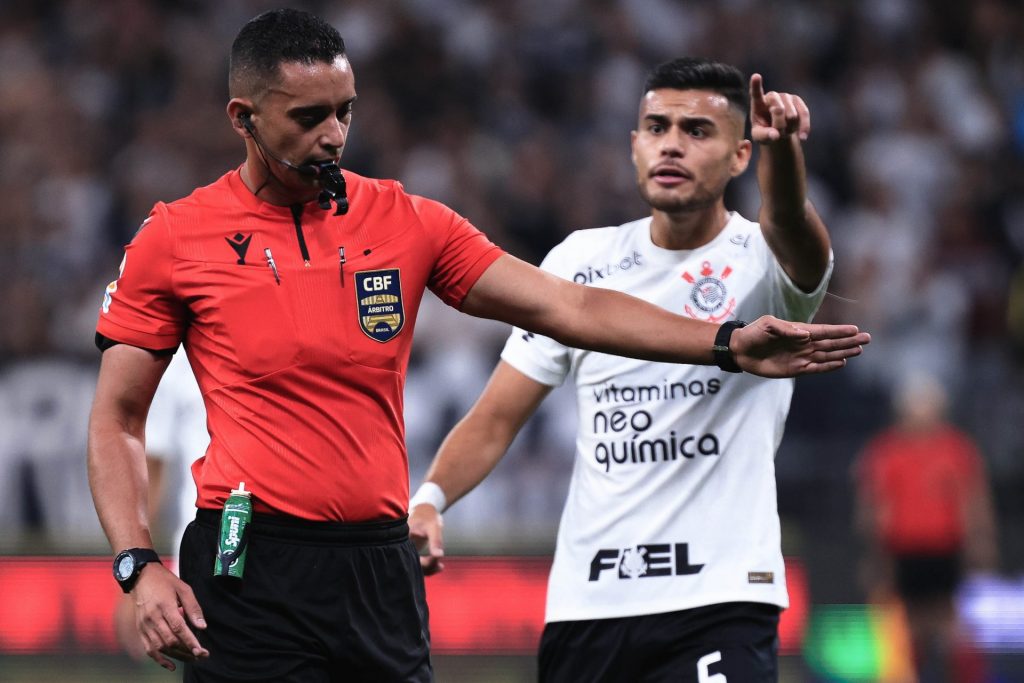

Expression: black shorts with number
xmin=179 ymin=509 xmax=432 ymax=683
xmin=539 ymin=602 xmax=779 ymax=683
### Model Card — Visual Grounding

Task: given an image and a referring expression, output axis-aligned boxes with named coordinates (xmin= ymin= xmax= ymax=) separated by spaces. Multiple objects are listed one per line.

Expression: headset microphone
xmin=240 ymin=113 xmax=349 ymax=215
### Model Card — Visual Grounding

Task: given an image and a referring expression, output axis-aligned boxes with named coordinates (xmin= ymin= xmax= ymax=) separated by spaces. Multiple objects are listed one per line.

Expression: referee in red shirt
xmin=87 ymin=9 xmax=869 ymax=682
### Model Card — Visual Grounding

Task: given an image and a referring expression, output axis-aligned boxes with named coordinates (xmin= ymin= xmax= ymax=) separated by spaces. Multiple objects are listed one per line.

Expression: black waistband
xmin=195 ymin=508 xmax=409 ymax=546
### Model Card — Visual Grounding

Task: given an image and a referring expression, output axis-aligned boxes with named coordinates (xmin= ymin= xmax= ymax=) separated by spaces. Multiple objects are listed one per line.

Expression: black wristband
xmin=712 ymin=320 xmax=747 ymax=373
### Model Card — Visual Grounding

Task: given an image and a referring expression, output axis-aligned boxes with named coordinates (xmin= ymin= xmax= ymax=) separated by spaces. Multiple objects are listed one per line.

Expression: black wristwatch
xmin=712 ymin=320 xmax=747 ymax=373
xmin=113 ymin=548 xmax=162 ymax=593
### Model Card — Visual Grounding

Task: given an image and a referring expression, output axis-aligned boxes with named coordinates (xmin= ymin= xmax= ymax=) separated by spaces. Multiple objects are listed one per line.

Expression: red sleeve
xmin=95 ymin=205 xmax=186 ymax=351
xmin=949 ymin=429 xmax=985 ymax=496
xmin=412 ymin=196 xmax=504 ymax=309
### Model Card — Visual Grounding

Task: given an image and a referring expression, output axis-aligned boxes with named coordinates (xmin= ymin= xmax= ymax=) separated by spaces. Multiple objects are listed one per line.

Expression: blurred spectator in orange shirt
xmin=855 ymin=372 xmax=997 ymax=682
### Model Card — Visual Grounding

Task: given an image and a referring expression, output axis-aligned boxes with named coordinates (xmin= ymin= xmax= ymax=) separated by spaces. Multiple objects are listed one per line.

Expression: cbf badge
xmin=355 ymin=269 xmax=404 ymax=342
xmin=681 ymin=260 xmax=736 ymax=323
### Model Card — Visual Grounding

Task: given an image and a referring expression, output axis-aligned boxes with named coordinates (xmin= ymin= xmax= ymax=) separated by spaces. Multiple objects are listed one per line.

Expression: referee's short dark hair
xmin=643 ymin=58 xmax=748 ymax=115
xmin=229 ymin=8 xmax=347 ymax=98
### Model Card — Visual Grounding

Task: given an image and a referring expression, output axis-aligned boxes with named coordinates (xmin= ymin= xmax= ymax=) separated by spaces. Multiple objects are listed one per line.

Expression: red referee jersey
xmin=97 ymin=168 xmax=503 ymax=521
xmin=857 ymin=425 xmax=984 ymax=554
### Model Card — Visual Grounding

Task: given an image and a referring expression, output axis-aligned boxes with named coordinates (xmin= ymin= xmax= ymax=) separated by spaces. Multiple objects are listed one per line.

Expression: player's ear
xmin=630 ymin=130 xmax=639 ymax=169
xmin=730 ymin=139 xmax=752 ymax=177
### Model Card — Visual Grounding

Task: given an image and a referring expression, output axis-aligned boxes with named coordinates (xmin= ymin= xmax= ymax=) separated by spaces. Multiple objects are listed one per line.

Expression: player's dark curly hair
xmin=229 ymin=8 xmax=346 ymax=97
xmin=643 ymin=58 xmax=748 ymax=115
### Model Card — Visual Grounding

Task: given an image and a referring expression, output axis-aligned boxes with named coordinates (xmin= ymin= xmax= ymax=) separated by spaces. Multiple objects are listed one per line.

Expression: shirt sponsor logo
xmin=573 ymin=251 xmax=643 ymax=284
xmin=355 ymin=268 xmax=404 ymax=342
xmin=682 ymin=260 xmax=736 ymax=323
xmin=592 ymin=378 xmax=720 ymax=404
xmin=589 ymin=543 xmax=704 ymax=581
xmin=592 ymin=406 xmax=720 ymax=472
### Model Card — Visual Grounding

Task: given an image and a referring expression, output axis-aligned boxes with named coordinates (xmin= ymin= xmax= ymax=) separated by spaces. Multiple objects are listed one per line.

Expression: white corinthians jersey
xmin=501 ymin=213 xmax=832 ymax=622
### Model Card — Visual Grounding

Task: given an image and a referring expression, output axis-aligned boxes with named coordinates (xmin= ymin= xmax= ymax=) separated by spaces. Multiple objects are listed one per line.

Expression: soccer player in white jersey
xmin=409 ymin=57 xmax=834 ymax=681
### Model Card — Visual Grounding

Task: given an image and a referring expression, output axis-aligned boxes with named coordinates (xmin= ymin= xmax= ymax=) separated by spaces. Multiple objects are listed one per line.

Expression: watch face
xmin=117 ymin=554 xmax=135 ymax=580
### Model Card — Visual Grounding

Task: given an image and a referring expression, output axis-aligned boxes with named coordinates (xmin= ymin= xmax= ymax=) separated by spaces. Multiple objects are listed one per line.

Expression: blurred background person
xmin=854 ymin=372 xmax=998 ymax=683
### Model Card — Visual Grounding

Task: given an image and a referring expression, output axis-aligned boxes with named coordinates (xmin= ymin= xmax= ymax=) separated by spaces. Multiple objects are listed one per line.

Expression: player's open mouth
xmin=651 ymin=165 xmax=691 ymax=186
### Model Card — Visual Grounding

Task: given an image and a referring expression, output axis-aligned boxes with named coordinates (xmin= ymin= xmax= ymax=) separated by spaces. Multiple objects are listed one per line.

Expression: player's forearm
xmin=465 ymin=256 xmax=717 ymax=365
xmin=424 ymin=413 xmax=520 ymax=509
xmin=544 ymin=283 xmax=718 ymax=365
xmin=87 ymin=423 xmax=155 ymax=552
xmin=756 ymin=137 xmax=831 ymax=291
xmin=757 ymin=135 xmax=809 ymax=224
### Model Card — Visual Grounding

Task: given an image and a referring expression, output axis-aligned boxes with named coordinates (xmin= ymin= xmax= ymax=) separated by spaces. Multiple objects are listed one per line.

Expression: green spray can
xmin=214 ymin=482 xmax=252 ymax=579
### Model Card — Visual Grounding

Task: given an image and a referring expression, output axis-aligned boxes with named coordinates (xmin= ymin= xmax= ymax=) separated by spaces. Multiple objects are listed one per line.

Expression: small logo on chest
xmin=355 ymin=269 xmax=405 ymax=342
xmin=682 ymin=260 xmax=736 ymax=323
xmin=226 ymin=233 xmax=253 ymax=264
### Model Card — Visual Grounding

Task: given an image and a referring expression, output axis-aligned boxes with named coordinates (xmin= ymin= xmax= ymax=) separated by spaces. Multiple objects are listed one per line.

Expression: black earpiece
xmin=239 ymin=112 xmax=255 ymax=134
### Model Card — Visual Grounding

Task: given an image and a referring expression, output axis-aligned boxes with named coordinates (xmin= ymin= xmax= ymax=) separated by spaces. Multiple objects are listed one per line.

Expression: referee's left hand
xmin=409 ymin=503 xmax=446 ymax=575
xmin=131 ymin=563 xmax=209 ymax=671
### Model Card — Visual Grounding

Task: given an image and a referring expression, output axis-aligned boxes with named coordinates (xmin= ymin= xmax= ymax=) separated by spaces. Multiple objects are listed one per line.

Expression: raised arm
xmin=409 ymin=362 xmax=552 ymax=574
xmin=462 ymin=254 xmax=868 ymax=377
xmin=87 ymin=344 xmax=208 ymax=670
xmin=749 ymin=73 xmax=832 ymax=292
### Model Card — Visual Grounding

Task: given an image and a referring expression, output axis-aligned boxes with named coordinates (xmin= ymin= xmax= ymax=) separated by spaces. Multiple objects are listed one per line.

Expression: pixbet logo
xmin=573 ymin=251 xmax=643 ymax=284
xmin=588 ymin=543 xmax=704 ymax=581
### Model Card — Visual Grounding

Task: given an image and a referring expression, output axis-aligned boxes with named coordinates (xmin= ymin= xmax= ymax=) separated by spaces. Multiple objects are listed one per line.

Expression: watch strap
xmin=712 ymin=320 xmax=747 ymax=373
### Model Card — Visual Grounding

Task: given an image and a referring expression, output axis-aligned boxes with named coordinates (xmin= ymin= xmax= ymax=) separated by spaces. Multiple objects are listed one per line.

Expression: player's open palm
xmin=732 ymin=315 xmax=869 ymax=377
xmin=749 ymin=73 xmax=810 ymax=144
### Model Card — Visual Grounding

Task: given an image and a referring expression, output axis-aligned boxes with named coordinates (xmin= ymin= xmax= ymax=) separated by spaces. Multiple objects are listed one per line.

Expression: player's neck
xmin=649 ymin=203 xmax=730 ymax=251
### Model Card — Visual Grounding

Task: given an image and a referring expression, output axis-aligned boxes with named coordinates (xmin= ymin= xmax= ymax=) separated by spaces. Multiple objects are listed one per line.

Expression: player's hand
xmin=731 ymin=315 xmax=869 ymax=378
xmin=130 ymin=564 xmax=209 ymax=671
xmin=749 ymin=73 xmax=810 ymax=144
xmin=409 ymin=503 xmax=446 ymax=575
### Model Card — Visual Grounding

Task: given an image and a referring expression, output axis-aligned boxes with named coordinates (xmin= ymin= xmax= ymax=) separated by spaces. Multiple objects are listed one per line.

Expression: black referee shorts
xmin=179 ymin=509 xmax=432 ymax=683
xmin=539 ymin=602 xmax=780 ymax=683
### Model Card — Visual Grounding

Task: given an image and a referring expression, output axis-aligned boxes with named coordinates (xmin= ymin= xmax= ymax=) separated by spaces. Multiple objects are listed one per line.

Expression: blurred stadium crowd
xmin=1 ymin=0 xmax=1023 ymax=601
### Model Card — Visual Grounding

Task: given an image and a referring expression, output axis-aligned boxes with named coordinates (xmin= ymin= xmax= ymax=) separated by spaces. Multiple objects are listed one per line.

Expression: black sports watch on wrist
xmin=113 ymin=548 xmax=162 ymax=594
xmin=712 ymin=320 xmax=747 ymax=373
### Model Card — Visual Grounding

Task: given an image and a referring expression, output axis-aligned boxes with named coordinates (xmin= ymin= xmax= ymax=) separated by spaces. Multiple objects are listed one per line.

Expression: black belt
xmin=195 ymin=508 xmax=409 ymax=546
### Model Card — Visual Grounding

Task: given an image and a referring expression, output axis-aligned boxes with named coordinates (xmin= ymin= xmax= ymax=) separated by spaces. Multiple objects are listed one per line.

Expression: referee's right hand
xmin=409 ymin=504 xmax=446 ymax=575
xmin=131 ymin=564 xmax=209 ymax=671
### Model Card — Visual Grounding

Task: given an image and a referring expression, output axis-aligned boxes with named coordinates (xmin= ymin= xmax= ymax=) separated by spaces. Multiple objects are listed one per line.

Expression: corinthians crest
xmin=682 ymin=260 xmax=736 ymax=323
xmin=355 ymin=268 xmax=405 ymax=342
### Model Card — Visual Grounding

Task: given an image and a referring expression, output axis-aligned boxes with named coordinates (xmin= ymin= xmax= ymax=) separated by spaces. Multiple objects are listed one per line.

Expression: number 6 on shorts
xmin=697 ymin=650 xmax=726 ymax=683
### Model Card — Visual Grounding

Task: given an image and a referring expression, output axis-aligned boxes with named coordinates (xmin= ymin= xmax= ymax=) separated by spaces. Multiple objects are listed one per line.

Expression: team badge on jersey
xmin=682 ymin=260 xmax=737 ymax=323
xmin=355 ymin=268 xmax=404 ymax=342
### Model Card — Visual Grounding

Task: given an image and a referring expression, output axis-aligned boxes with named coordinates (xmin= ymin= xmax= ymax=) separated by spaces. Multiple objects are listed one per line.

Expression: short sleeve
xmin=96 ymin=206 xmax=186 ymax=351
xmin=769 ymin=249 xmax=835 ymax=323
xmin=413 ymin=196 xmax=504 ymax=308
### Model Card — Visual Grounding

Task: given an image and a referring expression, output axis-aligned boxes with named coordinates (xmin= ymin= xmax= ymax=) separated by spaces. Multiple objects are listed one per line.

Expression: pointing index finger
xmin=749 ymin=73 xmax=766 ymax=106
